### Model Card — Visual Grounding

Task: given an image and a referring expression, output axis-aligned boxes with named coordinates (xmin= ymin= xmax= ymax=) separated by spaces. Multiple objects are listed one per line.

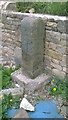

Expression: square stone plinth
xmin=11 ymin=68 xmax=50 ymax=93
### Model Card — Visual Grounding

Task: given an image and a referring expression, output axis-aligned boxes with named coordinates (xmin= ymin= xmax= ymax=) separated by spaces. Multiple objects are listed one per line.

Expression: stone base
xmin=11 ymin=68 xmax=50 ymax=93
xmin=0 ymin=88 xmax=23 ymax=96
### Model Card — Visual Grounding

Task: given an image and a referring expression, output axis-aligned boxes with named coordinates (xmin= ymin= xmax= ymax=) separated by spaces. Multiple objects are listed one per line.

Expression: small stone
xmin=24 ymin=94 xmax=27 ymax=98
xmin=20 ymin=98 xmax=35 ymax=111
xmin=29 ymin=8 xmax=35 ymax=13
xmin=15 ymin=84 xmax=20 ymax=88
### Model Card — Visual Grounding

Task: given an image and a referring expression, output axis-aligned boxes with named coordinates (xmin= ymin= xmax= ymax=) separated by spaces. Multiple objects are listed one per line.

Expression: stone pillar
xmin=21 ymin=17 xmax=45 ymax=79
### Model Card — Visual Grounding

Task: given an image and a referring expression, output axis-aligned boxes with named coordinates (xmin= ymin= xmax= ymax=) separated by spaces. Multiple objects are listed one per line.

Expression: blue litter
xmin=7 ymin=100 xmax=64 ymax=118
xmin=7 ymin=107 xmax=18 ymax=118
xmin=28 ymin=100 xmax=64 ymax=118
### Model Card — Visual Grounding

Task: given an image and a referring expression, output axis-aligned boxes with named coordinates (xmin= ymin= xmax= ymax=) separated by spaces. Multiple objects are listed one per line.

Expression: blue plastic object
xmin=7 ymin=100 xmax=64 ymax=118
xmin=7 ymin=107 xmax=18 ymax=118
xmin=28 ymin=100 xmax=64 ymax=118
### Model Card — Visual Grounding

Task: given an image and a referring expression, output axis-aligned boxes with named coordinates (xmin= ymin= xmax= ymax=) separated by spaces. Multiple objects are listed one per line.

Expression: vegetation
xmin=0 ymin=65 xmax=20 ymax=90
xmin=0 ymin=65 xmax=21 ymax=119
xmin=16 ymin=2 xmax=68 ymax=16
xmin=0 ymin=66 xmax=2 ymax=90
xmin=0 ymin=64 xmax=67 ymax=119
xmin=2 ymin=93 xmax=21 ymax=119
xmin=0 ymin=99 xmax=2 ymax=119
xmin=47 ymin=76 xmax=68 ymax=100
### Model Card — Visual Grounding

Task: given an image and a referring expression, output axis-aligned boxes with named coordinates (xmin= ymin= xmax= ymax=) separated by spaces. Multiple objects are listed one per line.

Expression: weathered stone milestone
xmin=2 ymin=11 xmax=67 ymax=78
xmin=21 ymin=17 xmax=45 ymax=78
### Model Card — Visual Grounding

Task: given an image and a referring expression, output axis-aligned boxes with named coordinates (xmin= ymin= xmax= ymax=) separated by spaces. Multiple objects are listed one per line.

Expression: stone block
xmin=4 ymin=24 xmax=16 ymax=31
xmin=3 ymin=46 xmax=13 ymax=55
xmin=58 ymin=20 xmax=68 ymax=33
xmin=2 ymin=32 xmax=9 ymax=41
xmin=14 ymin=47 xmax=22 ymax=65
xmin=62 ymin=55 xmax=66 ymax=62
xmin=46 ymin=26 xmax=52 ymax=30
xmin=52 ymin=69 xmax=66 ymax=79
xmin=51 ymin=62 xmax=62 ymax=71
xmin=46 ymin=21 xmax=58 ymax=31
xmin=21 ymin=17 xmax=45 ymax=78
xmin=60 ymin=40 xmax=66 ymax=46
xmin=2 ymin=13 xmax=7 ymax=24
xmin=49 ymin=42 xmax=56 ymax=51
xmin=46 ymin=30 xmax=60 ymax=44
xmin=47 ymin=49 xmax=62 ymax=60
xmin=61 ymin=33 xmax=67 ymax=41
xmin=47 ymin=22 xmax=57 ymax=27
xmin=56 ymin=45 xmax=66 ymax=54
xmin=11 ymin=68 xmax=50 ymax=93
xmin=0 ymin=88 xmax=23 ymax=96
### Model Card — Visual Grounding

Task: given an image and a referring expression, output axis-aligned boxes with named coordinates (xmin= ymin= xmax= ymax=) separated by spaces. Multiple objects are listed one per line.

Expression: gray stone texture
xmin=14 ymin=47 xmax=22 ymax=65
xmin=21 ymin=17 xmax=45 ymax=78
xmin=51 ymin=58 xmax=59 ymax=64
xmin=11 ymin=68 xmax=50 ymax=93
xmin=47 ymin=49 xmax=62 ymax=61
xmin=52 ymin=69 xmax=66 ymax=79
xmin=49 ymin=42 xmax=57 ymax=50
xmin=46 ymin=30 xmax=61 ymax=44
xmin=45 ymin=55 xmax=51 ymax=68
xmin=0 ymin=87 xmax=23 ymax=96
xmin=1 ymin=11 xmax=67 ymax=78
xmin=56 ymin=45 xmax=66 ymax=54
xmin=57 ymin=20 xmax=68 ymax=33
xmin=46 ymin=21 xmax=58 ymax=31
xmin=51 ymin=62 xmax=62 ymax=71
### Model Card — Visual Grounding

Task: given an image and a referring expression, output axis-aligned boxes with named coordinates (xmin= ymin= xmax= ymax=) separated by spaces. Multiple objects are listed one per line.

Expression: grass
xmin=2 ymin=93 xmax=22 ymax=119
xmin=0 ymin=65 xmax=21 ymax=119
xmin=47 ymin=76 xmax=68 ymax=100
xmin=0 ymin=64 xmax=67 ymax=118
xmin=16 ymin=2 xmax=68 ymax=16
xmin=0 ymin=99 xmax=2 ymax=119
xmin=0 ymin=65 xmax=21 ymax=90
